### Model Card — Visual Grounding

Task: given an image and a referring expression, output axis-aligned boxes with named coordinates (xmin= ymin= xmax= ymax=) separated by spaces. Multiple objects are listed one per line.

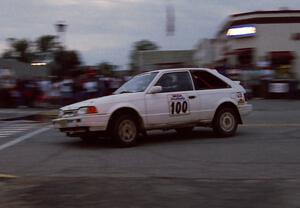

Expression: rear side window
xmin=190 ymin=70 xmax=230 ymax=90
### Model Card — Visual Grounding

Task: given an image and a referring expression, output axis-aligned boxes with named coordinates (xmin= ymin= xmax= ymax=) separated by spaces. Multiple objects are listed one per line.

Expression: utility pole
xmin=55 ymin=21 xmax=67 ymax=48
xmin=166 ymin=2 xmax=175 ymax=37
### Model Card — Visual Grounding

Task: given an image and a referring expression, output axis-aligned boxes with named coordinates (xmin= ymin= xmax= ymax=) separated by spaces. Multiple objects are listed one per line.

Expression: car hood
xmin=60 ymin=92 xmax=144 ymax=111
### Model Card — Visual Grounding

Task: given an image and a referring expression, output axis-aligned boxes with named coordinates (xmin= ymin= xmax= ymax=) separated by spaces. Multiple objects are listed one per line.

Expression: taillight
xmin=236 ymin=92 xmax=247 ymax=104
xmin=236 ymin=92 xmax=243 ymax=99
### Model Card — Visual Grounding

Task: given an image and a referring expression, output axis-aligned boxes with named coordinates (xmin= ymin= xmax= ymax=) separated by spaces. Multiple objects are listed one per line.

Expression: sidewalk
xmin=0 ymin=108 xmax=58 ymax=121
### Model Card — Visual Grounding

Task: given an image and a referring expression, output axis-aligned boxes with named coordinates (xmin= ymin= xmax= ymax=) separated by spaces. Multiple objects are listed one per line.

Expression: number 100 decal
xmin=168 ymin=94 xmax=190 ymax=116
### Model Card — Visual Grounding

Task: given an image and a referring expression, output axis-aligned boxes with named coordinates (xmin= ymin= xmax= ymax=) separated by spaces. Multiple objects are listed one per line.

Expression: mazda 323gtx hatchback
xmin=53 ymin=68 xmax=252 ymax=147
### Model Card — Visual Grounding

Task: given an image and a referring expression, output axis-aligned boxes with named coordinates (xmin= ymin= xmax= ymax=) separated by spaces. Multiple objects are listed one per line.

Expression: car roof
xmin=151 ymin=68 xmax=217 ymax=73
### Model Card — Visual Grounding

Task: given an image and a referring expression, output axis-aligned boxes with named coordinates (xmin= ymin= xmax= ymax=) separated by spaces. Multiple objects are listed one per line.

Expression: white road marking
xmin=0 ymin=133 xmax=14 ymax=136
xmin=0 ymin=129 xmax=28 ymax=135
xmin=1 ymin=128 xmax=33 ymax=131
xmin=0 ymin=126 xmax=51 ymax=151
xmin=5 ymin=124 xmax=38 ymax=127
xmin=0 ymin=122 xmax=39 ymax=139
xmin=0 ymin=131 xmax=23 ymax=134
xmin=0 ymin=130 xmax=26 ymax=132
xmin=0 ymin=128 xmax=33 ymax=132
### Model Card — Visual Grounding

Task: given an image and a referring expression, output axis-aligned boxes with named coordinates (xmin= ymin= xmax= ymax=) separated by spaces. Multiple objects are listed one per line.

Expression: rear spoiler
xmin=234 ymin=81 xmax=241 ymax=85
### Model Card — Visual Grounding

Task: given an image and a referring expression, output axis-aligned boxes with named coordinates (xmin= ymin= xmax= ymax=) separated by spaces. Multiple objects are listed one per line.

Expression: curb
xmin=40 ymin=109 xmax=59 ymax=119
xmin=0 ymin=109 xmax=58 ymax=121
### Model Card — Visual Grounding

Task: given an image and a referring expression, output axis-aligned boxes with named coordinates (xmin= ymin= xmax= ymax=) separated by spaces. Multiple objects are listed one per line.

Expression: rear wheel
xmin=110 ymin=114 xmax=139 ymax=147
xmin=213 ymin=108 xmax=238 ymax=137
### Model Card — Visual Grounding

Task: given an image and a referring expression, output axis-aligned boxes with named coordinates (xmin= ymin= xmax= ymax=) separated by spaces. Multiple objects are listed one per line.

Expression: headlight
xmin=77 ymin=107 xmax=88 ymax=115
xmin=77 ymin=106 xmax=98 ymax=115
xmin=58 ymin=110 xmax=64 ymax=118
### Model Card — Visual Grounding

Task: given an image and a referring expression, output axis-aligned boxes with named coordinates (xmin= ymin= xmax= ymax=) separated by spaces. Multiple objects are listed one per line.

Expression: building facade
xmin=195 ymin=10 xmax=300 ymax=82
xmin=136 ymin=50 xmax=195 ymax=72
xmin=0 ymin=58 xmax=49 ymax=79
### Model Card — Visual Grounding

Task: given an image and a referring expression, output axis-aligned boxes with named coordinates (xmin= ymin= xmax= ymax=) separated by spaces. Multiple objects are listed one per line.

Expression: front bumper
xmin=238 ymin=103 xmax=252 ymax=116
xmin=52 ymin=114 xmax=109 ymax=134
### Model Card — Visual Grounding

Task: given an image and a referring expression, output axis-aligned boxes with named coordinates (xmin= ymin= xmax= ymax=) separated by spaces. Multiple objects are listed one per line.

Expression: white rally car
xmin=53 ymin=68 xmax=252 ymax=147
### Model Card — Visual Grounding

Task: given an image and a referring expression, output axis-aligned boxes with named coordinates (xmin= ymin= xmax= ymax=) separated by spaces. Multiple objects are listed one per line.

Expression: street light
xmin=55 ymin=21 xmax=67 ymax=48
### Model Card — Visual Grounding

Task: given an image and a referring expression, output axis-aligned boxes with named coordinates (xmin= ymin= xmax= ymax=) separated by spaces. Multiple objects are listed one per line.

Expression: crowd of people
xmin=0 ymin=73 xmax=124 ymax=108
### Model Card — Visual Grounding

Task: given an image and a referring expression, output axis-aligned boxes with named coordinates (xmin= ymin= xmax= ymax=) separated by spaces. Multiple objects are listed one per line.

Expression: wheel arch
xmin=213 ymin=102 xmax=242 ymax=124
xmin=107 ymin=107 xmax=145 ymax=132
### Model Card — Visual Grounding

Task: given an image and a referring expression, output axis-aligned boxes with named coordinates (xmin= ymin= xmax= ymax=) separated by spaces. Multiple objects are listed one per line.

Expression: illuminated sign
xmin=226 ymin=25 xmax=256 ymax=38
xmin=31 ymin=62 xmax=47 ymax=66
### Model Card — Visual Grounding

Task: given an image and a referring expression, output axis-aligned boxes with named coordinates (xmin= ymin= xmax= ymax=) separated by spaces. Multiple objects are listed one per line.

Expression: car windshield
xmin=114 ymin=72 xmax=158 ymax=94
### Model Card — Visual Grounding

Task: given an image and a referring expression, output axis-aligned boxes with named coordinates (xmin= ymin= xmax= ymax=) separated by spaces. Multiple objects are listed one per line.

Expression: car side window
xmin=190 ymin=70 xmax=230 ymax=90
xmin=155 ymin=72 xmax=193 ymax=93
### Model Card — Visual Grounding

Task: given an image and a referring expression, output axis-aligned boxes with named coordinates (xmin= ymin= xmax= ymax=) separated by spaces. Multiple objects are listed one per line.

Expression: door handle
xmin=188 ymin=95 xmax=196 ymax=99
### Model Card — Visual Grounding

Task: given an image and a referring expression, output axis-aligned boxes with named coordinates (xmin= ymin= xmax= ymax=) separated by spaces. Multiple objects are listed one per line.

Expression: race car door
xmin=145 ymin=71 xmax=199 ymax=128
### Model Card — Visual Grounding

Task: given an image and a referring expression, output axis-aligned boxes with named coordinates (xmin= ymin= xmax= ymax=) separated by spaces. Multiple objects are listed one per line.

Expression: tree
xmin=52 ymin=50 xmax=81 ymax=76
xmin=98 ymin=62 xmax=118 ymax=77
xmin=12 ymin=39 xmax=32 ymax=63
xmin=1 ymin=38 xmax=33 ymax=62
xmin=1 ymin=35 xmax=81 ymax=76
xmin=2 ymin=38 xmax=16 ymax=59
xmin=2 ymin=51 xmax=13 ymax=59
xmin=129 ymin=40 xmax=160 ymax=73
xmin=36 ymin=35 xmax=57 ymax=53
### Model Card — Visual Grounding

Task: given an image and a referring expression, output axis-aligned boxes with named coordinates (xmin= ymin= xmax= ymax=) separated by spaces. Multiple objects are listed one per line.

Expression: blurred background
xmin=1 ymin=3 xmax=300 ymax=206
xmin=0 ymin=0 xmax=300 ymax=108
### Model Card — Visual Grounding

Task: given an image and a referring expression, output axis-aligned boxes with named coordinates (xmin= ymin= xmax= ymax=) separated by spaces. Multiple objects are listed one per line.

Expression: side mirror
xmin=148 ymin=86 xmax=162 ymax=94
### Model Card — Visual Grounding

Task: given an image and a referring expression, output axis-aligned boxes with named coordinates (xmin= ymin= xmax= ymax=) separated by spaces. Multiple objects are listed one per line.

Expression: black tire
xmin=175 ymin=127 xmax=194 ymax=136
xmin=213 ymin=107 xmax=238 ymax=137
xmin=110 ymin=114 xmax=139 ymax=147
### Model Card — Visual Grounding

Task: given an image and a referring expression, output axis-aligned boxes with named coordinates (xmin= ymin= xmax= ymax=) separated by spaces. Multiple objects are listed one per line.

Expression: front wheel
xmin=110 ymin=114 xmax=139 ymax=147
xmin=213 ymin=108 xmax=238 ymax=137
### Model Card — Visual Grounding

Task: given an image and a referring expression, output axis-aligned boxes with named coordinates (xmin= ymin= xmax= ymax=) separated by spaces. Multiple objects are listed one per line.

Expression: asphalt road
xmin=0 ymin=99 xmax=300 ymax=207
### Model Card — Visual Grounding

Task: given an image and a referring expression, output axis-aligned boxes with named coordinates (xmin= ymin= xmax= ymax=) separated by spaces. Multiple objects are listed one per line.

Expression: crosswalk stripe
xmin=0 ymin=129 xmax=33 ymax=132
xmin=0 ymin=124 xmax=37 ymax=128
xmin=0 ymin=133 xmax=14 ymax=136
xmin=1 ymin=128 xmax=33 ymax=131
xmin=0 ymin=132 xmax=20 ymax=135
xmin=0 ymin=122 xmax=39 ymax=139
xmin=0 ymin=123 xmax=39 ymax=129
xmin=0 ymin=130 xmax=30 ymax=135
xmin=0 ymin=129 xmax=32 ymax=132
xmin=0 ymin=126 xmax=51 ymax=151
xmin=9 ymin=123 xmax=37 ymax=126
